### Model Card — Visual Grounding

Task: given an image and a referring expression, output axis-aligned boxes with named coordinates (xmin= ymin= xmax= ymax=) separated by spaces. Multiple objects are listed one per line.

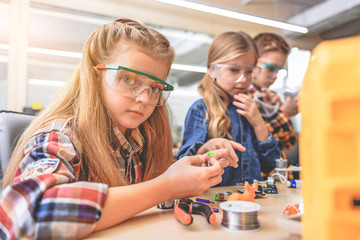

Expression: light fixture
xmin=0 ymin=44 xmax=81 ymax=58
xmin=0 ymin=43 xmax=9 ymax=50
xmin=155 ymin=0 xmax=308 ymax=34
xmin=155 ymin=28 xmax=213 ymax=44
xmin=30 ymin=7 xmax=110 ymax=26
xmin=29 ymin=78 xmax=66 ymax=87
xmin=27 ymin=47 xmax=82 ymax=59
xmin=171 ymin=63 xmax=207 ymax=73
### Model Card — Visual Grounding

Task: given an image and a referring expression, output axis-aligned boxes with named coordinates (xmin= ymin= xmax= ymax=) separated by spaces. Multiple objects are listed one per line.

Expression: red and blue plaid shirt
xmin=249 ymin=86 xmax=297 ymax=151
xmin=0 ymin=116 xmax=144 ymax=239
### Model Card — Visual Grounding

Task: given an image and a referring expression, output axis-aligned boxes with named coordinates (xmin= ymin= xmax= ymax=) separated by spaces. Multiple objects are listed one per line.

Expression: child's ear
xmin=208 ymin=67 xmax=216 ymax=79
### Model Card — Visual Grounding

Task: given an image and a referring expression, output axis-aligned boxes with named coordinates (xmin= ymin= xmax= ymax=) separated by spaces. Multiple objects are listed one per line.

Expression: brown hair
xmin=254 ymin=32 xmax=290 ymax=56
xmin=3 ymin=18 xmax=174 ymax=188
xmin=198 ymin=31 xmax=258 ymax=139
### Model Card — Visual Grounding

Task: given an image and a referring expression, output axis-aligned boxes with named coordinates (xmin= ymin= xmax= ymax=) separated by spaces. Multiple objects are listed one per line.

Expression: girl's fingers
xmin=229 ymin=140 xmax=246 ymax=152
xmin=206 ymin=159 xmax=222 ymax=174
xmin=187 ymin=155 xmax=206 ymax=166
xmin=223 ymin=141 xmax=239 ymax=166
xmin=218 ymin=158 xmax=230 ymax=168
xmin=211 ymin=148 xmax=229 ymax=157
xmin=233 ymin=101 xmax=247 ymax=110
xmin=207 ymin=174 xmax=222 ymax=187
xmin=210 ymin=148 xmax=238 ymax=168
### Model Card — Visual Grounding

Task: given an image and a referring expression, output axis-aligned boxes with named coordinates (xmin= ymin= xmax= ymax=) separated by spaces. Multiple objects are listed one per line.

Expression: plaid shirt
xmin=0 ymin=116 xmax=144 ymax=239
xmin=249 ymin=86 xmax=297 ymax=151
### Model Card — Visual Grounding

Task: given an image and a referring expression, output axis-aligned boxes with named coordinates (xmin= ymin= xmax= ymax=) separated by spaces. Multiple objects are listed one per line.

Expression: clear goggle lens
xmin=211 ymin=64 xmax=261 ymax=82
xmin=105 ymin=69 xmax=171 ymax=106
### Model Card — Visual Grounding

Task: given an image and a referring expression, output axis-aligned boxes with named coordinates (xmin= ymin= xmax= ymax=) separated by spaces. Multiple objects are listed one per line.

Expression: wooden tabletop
xmin=86 ymin=183 xmax=302 ymax=240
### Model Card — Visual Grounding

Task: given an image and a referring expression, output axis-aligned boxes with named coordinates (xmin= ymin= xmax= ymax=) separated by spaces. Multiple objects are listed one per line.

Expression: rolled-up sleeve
xmin=0 ymin=131 xmax=108 ymax=240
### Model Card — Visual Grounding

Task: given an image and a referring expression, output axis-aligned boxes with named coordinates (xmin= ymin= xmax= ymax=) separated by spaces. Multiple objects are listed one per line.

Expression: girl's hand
xmin=197 ymin=138 xmax=246 ymax=168
xmin=280 ymin=95 xmax=299 ymax=117
xmin=261 ymin=88 xmax=282 ymax=106
xmin=233 ymin=93 xmax=269 ymax=142
xmin=160 ymin=155 xmax=223 ymax=199
xmin=233 ymin=93 xmax=264 ymax=127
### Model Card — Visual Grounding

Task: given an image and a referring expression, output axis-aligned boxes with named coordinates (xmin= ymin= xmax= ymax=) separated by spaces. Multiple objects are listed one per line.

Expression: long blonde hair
xmin=3 ymin=18 xmax=174 ymax=188
xmin=198 ymin=31 xmax=257 ymax=139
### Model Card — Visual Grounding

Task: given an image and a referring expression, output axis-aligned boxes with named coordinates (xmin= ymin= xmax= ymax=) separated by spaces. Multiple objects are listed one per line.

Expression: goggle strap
xmin=259 ymin=61 xmax=285 ymax=70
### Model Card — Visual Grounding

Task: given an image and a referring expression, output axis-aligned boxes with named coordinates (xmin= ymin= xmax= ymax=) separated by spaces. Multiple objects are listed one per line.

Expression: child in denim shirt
xmin=177 ymin=31 xmax=281 ymax=186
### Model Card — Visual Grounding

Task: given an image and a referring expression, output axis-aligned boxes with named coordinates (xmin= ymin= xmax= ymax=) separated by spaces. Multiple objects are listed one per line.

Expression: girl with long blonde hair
xmin=177 ymin=31 xmax=281 ymax=186
xmin=0 ymin=19 xmax=233 ymax=239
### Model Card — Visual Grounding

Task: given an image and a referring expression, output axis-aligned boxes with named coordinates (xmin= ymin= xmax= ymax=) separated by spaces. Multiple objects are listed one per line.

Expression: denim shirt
xmin=177 ymin=99 xmax=281 ymax=186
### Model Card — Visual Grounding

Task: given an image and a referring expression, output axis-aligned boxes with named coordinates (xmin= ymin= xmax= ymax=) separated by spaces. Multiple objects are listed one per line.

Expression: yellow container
xmin=301 ymin=35 xmax=360 ymax=240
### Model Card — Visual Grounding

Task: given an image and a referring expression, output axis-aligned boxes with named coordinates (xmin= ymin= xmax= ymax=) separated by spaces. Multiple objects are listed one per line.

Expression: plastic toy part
xmin=282 ymin=203 xmax=301 ymax=216
xmin=228 ymin=181 xmax=258 ymax=203
xmin=205 ymin=152 xmax=213 ymax=166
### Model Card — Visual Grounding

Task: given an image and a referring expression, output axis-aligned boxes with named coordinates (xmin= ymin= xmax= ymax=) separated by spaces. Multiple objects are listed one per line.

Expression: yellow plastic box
xmin=301 ymin=36 xmax=360 ymax=240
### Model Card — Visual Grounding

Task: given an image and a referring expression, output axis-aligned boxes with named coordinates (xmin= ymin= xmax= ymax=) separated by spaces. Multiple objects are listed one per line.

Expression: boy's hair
xmin=253 ymin=32 xmax=290 ymax=56
xmin=198 ymin=31 xmax=258 ymax=139
xmin=3 ymin=18 xmax=174 ymax=188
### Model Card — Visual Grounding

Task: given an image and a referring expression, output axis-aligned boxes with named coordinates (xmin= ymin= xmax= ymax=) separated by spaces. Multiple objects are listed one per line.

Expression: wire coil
xmin=220 ymin=201 xmax=261 ymax=231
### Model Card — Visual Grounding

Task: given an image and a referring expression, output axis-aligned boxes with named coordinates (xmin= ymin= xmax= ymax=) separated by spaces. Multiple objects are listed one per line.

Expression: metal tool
xmin=157 ymin=199 xmax=176 ymax=209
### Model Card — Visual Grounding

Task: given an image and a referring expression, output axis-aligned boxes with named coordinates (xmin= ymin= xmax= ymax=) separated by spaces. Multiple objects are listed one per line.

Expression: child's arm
xmin=0 ymin=131 xmax=107 ymax=240
xmin=1 ymin=131 xmax=225 ymax=238
xmin=94 ymin=155 xmax=223 ymax=231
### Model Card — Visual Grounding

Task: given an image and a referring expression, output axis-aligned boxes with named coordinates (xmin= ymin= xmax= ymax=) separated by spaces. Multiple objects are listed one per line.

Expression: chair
xmin=0 ymin=111 xmax=35 ymax=180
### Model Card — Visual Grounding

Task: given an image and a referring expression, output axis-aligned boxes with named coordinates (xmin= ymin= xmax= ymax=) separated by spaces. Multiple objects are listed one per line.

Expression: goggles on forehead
xmin=96 ymin=64 xmax=174 ymax=91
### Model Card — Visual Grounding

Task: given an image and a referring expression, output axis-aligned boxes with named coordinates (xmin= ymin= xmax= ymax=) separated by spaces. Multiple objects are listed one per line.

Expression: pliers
xmin=174 ymin=198 xmax=216 ymax=225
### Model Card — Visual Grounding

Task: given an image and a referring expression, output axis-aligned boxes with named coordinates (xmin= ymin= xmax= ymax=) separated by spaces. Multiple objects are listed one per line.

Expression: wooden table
xmin=86 ymin=183 xmax=302 ymax=240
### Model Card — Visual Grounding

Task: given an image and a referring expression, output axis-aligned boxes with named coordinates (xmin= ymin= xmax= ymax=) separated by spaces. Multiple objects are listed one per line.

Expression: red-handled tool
xmin=174 ymin=198 xmax=216 ymax=225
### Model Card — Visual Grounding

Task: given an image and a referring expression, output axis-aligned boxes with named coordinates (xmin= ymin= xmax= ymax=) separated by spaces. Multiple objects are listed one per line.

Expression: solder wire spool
xmin=219 ymin=201 xmax=261 ymax=232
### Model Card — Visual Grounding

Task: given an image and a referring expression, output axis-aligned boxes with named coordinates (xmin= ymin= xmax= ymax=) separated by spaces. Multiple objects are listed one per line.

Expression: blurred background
xmin=1 ymin=0 xmax=360 ymax=143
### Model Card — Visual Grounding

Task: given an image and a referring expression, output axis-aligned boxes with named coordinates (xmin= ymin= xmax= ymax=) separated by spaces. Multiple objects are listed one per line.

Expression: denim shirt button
xmin=242 ymin=137 xmax=247 ymax=142
xmin=243 ymin=164 xmax=248 ymax=170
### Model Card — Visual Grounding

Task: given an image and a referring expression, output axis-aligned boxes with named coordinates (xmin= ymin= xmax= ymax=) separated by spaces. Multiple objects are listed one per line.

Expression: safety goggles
xmin=96 ymin=64 xmax=174 ymax=106
xmin=210 ymin=64 xmax=261 ymax=83
xmin=258 ymin=60 xmax=288 ymax=78
xmin=258 ymin=60 xmax=286 ymax=72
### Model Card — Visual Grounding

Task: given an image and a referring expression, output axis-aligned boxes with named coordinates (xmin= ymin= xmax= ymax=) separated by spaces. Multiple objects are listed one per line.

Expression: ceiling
xmin=26 ymin=0 xmax=360 ymax=47
xmin=1 ymin=0 xmax=360 ymax=90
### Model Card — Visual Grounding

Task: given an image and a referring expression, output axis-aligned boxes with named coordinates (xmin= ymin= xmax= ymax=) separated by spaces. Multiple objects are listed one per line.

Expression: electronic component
xmin=262 ymin=184 xmax=278 ymax=194
xmin=213 ymin=192 xmax=232 ymax=201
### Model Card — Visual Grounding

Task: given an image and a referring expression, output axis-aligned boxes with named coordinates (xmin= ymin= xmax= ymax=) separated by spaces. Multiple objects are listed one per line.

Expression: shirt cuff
xmin=180 ymin=142 xmax=204 ymax=157
xmin=256 ymin=132 xmax=278 ymax=150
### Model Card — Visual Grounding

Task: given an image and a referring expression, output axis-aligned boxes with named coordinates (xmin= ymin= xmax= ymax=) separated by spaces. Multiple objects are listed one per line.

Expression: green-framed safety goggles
xmin=96 ymin=64 xmax=174 ymax=91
